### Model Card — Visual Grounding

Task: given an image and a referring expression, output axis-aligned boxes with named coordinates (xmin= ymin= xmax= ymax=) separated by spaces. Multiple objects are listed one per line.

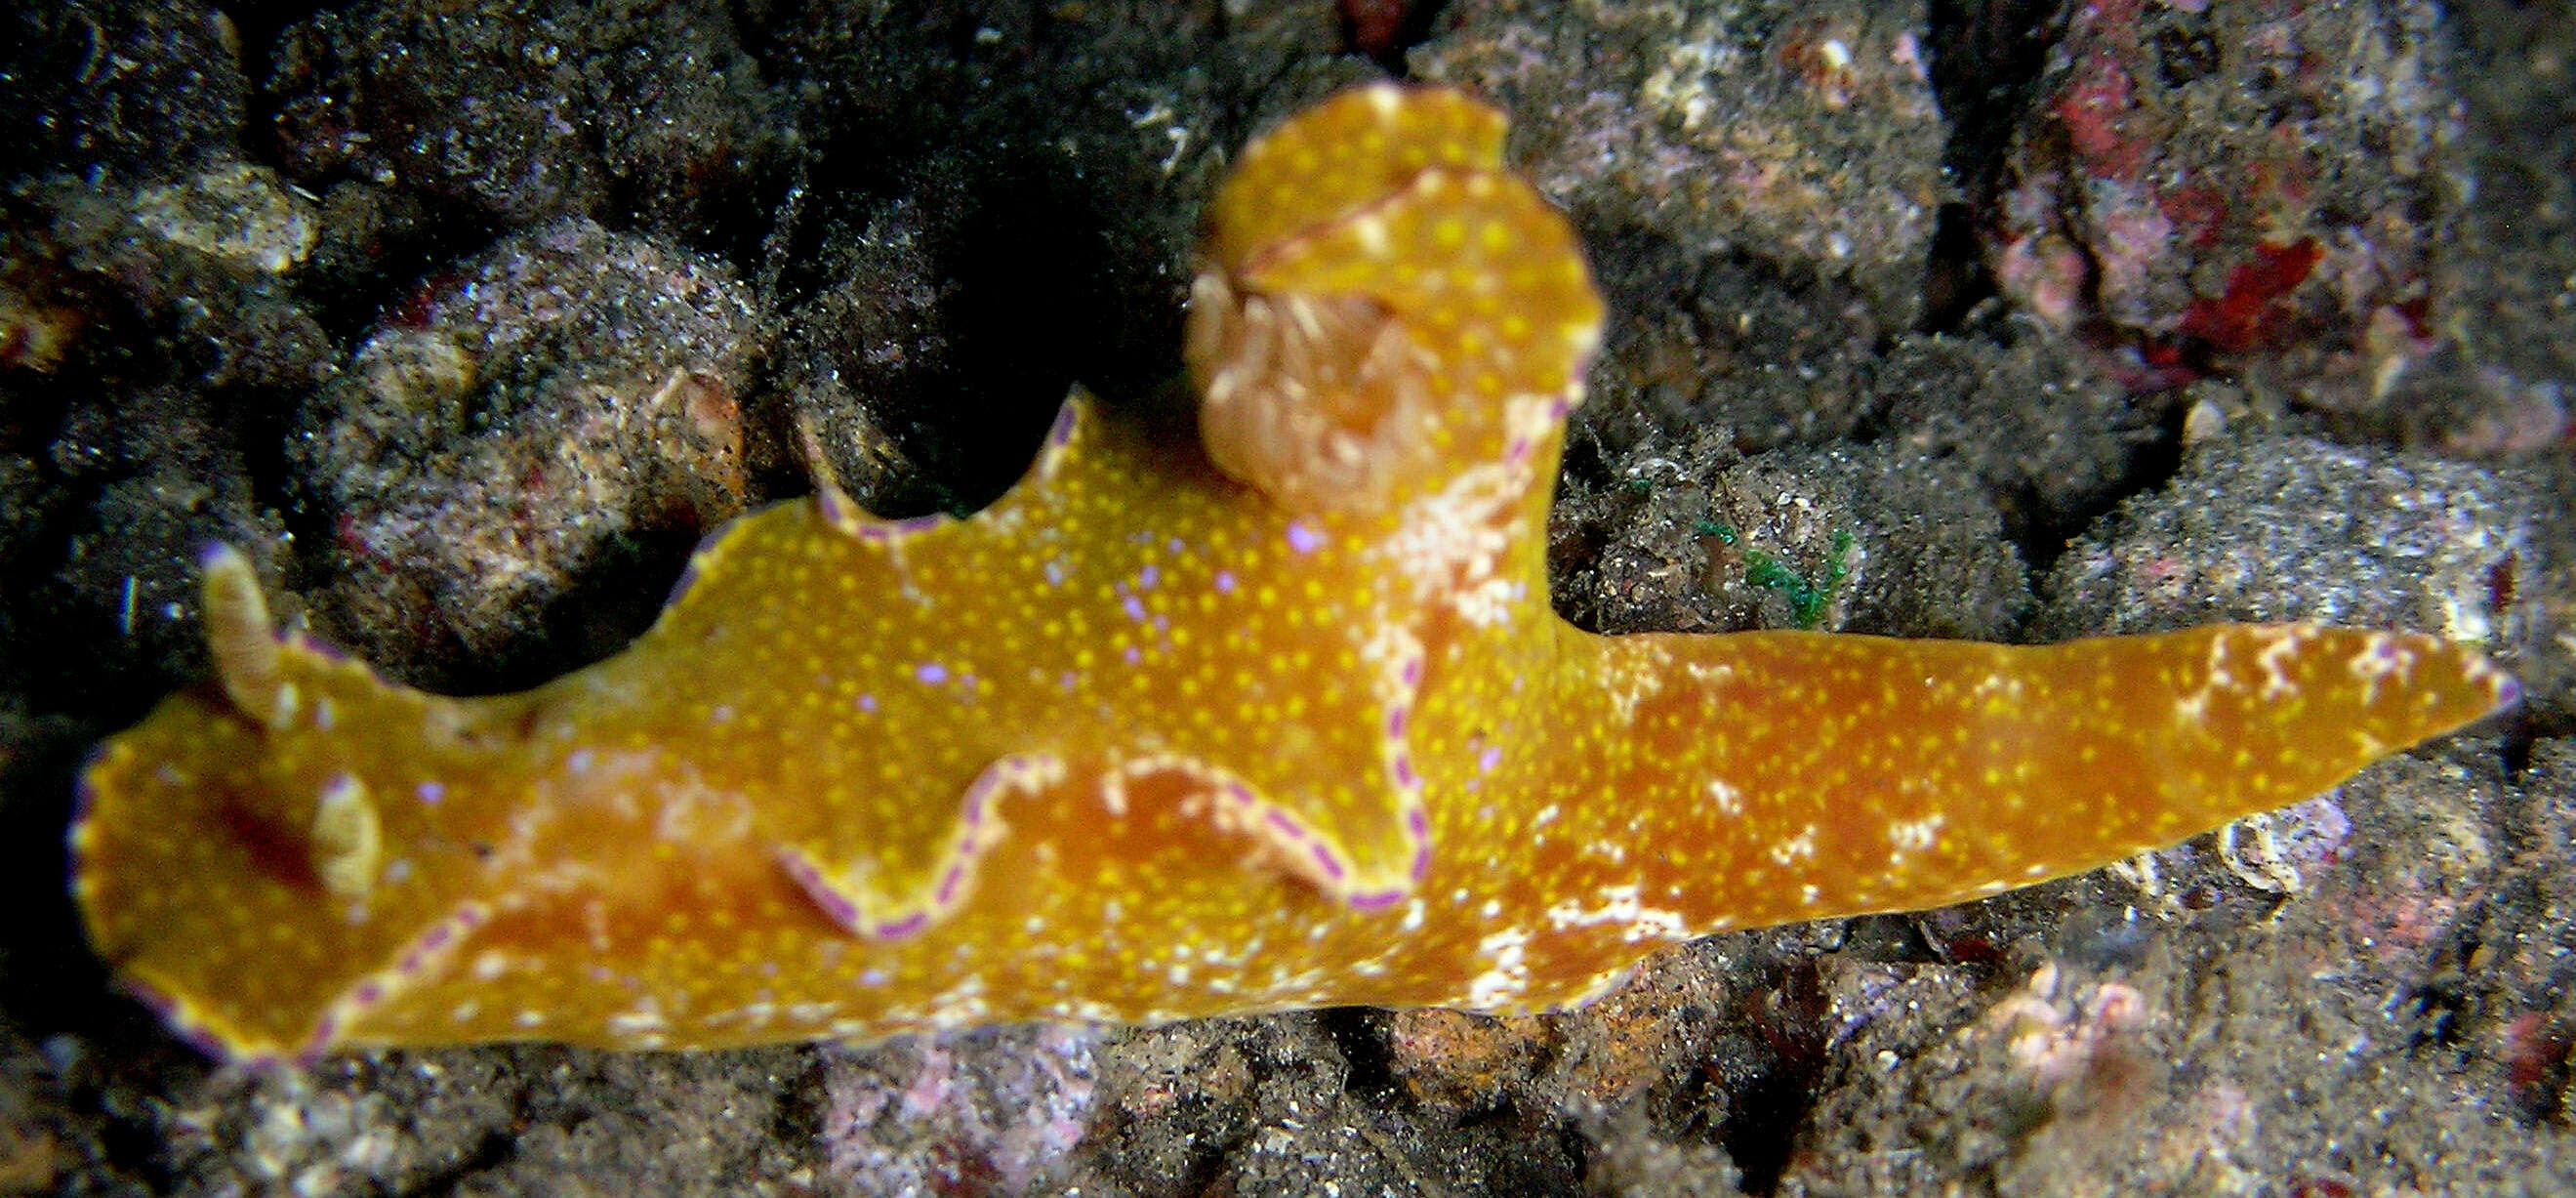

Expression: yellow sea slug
xmin=71 ymin=83 xmax=2515 ymax=1061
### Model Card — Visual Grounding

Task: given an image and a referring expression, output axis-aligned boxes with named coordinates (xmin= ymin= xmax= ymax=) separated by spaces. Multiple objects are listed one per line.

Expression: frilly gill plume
xmin=1188 ymin=86 xmax=1604 ymax=514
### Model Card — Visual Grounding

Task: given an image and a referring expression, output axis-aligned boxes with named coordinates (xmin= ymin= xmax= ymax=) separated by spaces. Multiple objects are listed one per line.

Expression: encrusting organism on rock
xmin=73 ymin=84 xmax=2515 ymax=1061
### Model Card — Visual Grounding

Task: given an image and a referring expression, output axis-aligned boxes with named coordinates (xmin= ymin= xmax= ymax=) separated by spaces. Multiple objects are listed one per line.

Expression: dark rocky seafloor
xmin=1 ymin=0 xmax=2571 ymax=1193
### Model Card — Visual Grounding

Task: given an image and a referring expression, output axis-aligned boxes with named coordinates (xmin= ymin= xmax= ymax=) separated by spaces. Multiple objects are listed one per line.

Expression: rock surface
xmin=0 ymin=0 xmax=2568 ymax=1194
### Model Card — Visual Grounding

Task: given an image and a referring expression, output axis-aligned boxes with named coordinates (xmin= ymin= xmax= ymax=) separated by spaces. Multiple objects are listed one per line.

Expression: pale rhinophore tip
xmin=197 ymin=543 xmax=293 ymax=729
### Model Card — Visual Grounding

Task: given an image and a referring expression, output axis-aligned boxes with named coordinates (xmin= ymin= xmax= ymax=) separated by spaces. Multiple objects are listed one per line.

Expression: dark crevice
xmin=1319 ymin=1007 xmax=1404 ymax=1102
xmin=0 ymin=747 xmax=117 ymax=1040
xmin=1343 ymin=0 xmax=1451 ymax=74
xmin=1916 ymin=200 xmax=1989 ymax=334
xmin=2019 ymin=380 xmax=2189 ymax=581
xmin=1924 ymin=0 xmax=2067 ymax=212
xmin=218 ymin=3 xmax=312 ymax=175
xmin=1914 ymin=2 xmax=2065 ymax=334
xmin=1719 ymin=963 xmax=1832 ymax=1196
xmin=408 ymin=1130 xmax=518 ymax=1198
xmin=96 ymin=1090 xmax=184 ymax=1195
